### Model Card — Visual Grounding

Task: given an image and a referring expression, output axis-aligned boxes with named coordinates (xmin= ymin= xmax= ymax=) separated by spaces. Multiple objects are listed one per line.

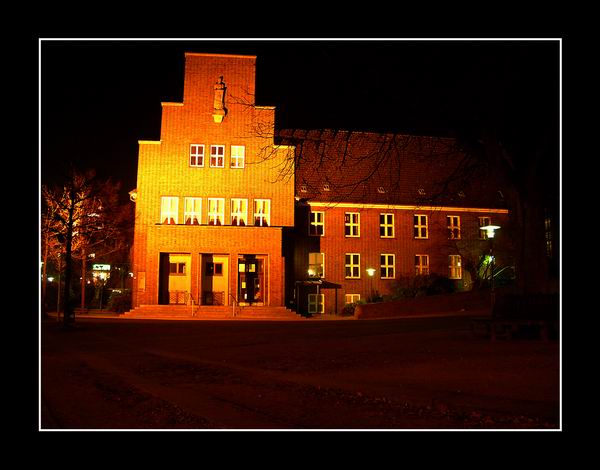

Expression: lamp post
xmin=481 ymin=224 xmax=500 ymax=311
xmin=366 ymin=268 xmax=376 ymax=302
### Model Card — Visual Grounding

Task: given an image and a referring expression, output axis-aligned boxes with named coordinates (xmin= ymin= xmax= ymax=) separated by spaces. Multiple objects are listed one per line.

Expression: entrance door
xmin=238 ymin=255 xmax=265 ymax=305
xmin=200 ymin=254 xmax=229 ymax=305
xmin=158 ymin=253 xmax=191 ymax=305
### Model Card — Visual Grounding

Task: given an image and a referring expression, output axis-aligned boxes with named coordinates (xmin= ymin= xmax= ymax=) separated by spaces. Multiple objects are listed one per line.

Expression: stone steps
xmin=121 ymin=304 xmax=305 ymax=320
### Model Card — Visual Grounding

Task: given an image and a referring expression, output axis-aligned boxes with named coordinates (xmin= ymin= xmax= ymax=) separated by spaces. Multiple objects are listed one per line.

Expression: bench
xmin=470 ymin=316 xmax=558 ymax=341
xmin=471 ymin=293 xmax=559 ymax=341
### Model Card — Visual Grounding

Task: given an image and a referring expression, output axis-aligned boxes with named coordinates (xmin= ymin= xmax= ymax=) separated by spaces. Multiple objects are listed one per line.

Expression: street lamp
xmin=366 ymin=267 xmax=376 ymax=301
xmin=480 ymin=224 xmax=500 ymax=310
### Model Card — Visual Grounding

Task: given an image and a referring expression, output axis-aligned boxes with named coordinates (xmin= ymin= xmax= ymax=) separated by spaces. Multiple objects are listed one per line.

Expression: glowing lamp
xmin=307 ymin=268 xmax=316 ymax=277
xmin=366 ymin=268 xmax=376 ymax=277
xmin=480 ymin=224 xmax=501 ymax=239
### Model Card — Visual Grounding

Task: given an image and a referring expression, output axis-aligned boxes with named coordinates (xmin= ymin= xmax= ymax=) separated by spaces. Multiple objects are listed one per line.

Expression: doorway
xmin=238 ymin=255 xmax=266 ymax=306
xmin=158 ymin=253 xmax=191 ymax=305
xmin=200 ymin=254 xmax=229 ymax=305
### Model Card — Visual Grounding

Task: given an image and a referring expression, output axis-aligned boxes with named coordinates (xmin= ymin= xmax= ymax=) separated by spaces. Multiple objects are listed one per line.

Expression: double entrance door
xmin=238 ymin=255 xmax=265 ymax=306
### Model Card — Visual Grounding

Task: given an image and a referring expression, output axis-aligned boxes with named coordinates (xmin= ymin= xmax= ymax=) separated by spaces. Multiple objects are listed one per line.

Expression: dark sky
xmin=40 ymin=39 xmax=560 ymax=193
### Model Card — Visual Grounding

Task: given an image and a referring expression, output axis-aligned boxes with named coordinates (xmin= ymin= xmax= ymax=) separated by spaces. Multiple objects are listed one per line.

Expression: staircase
xmin=121 ymin=304 xmax=305 ymax=321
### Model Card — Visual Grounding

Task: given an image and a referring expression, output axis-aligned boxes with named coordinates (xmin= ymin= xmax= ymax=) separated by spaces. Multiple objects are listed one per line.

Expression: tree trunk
xmin=63 ymin=188 xmax=75 ymax=327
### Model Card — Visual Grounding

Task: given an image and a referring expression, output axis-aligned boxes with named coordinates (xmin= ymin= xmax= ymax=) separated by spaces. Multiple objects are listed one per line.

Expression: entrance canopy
xmin=295 ymin=279 xmax=342 ymax=289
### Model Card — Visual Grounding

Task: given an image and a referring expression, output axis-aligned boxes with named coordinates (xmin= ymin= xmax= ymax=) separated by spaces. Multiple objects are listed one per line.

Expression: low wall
xmin=354 ymin=290 xmax=492 ymax=320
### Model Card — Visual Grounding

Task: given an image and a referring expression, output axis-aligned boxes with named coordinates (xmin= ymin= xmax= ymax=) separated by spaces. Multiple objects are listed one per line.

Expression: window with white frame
xmin=345 ymin=253 xmax=361 ymax=279
xmin=479 ymin=216 xmax=491 ymax=239
xmin=380 ymin=254 xmax=395 ymax=279
xmin=308 ymin=252 xmax=325 ymax=278
xmin=447 ymin=215 xmax=461 ymax=239
xmin=207 ymin=198 xmax=225 ymax=225
xmin=210 ymin=145 xmax=225 ymax=168
xmin=415 ymin=254 xmax=429 ymax=275
xmin=309 ymin=211 xmax=324 ymax=236
xmin=230 ymin=145 xmax=245 ymax=168
xmin=231 ymin=198 xmax=248 ymax=226
xmin=189 ymin=144 xmax=205 ymax=167
xmin=184 ymin=197 xmax=202 ymax=225
xmin=308 ymin=294 xmax=324 ymax=314
xmin=160 ymin=196 xmax=178 ymax=224
xmin=380 ymin=213 xmax=394 ymax=238
xmin=253 ymin=199 xmax=271 ymax=226
xmin=449 ymin=255 xmax=462 ymax=279
xmin=414 ymin=214 xmax=428 ymax=239
xmin=345 ymin=293 xmax=361 ymax=305
xmin=344 ymin=212 xmax=360 ymax=237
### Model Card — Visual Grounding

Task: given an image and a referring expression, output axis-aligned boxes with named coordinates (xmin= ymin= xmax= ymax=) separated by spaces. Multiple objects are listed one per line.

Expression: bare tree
xmin=42 ymin=168 xmax=131 ymax=325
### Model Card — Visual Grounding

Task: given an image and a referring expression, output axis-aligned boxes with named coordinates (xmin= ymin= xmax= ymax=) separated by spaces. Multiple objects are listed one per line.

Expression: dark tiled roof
xmin=277 ymin=129 xmax=507 ymax=209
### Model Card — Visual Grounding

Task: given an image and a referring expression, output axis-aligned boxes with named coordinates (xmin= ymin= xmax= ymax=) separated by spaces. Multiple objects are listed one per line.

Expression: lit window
xmin=231 ymin=145 xmax=245 ymax=168
xmin=344 ymin=212 xmax=360 ymax=237
xmin=380 ymin=254 xmax=395 ymax=279
xmin=479 ymin=217 xmax=491 ymax=239
xmin=345 ymin=294 xmax=360 ymax=305
xmin=414 ymin=214 xmax=428 ymax=239
xmin=253 ymin=199 xmax=271 ymax=226
xmin=210 ymin=145 xmax=225 ymax=168
xmin=447 ymin=215 xmax=461 ymax=239
xmin=449 ymin=255 xmax=462 ymax=279
xmin=169 ymin=262 xmax=186 ymax=275
xmin=308 ymin=253 xmax=325 ymax=278
xmin=308 ymin=294 xmax=324 ymax=314
xmin=380 ymin=213 xmax=394 ymax=238
xmin=184 ymin=197 xmax=202 ymax=225
xmin=415 ymin=254 xmax=429 ymax=275
xmin=309 ymin=211 xmax=324 ymax=236
xmin=231 ymin=198 xmax=248 ymax=226
xmin=205 ymin=262 xmax=223 ymax=276
xmin=545 ymin=212 xmax=553 ymax=258
xmin=189 ymin=144 xmax=204 ymax=167
xmin=160 ymin=196 xmax=178 ymax=224
xmin=207 ymin=198 xmax=225 ymax=225
xmin=345 ymin=253 xmax=361 ymax=279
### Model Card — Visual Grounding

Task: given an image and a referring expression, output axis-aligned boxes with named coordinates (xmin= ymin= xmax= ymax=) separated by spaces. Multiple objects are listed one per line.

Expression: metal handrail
xmin=228 ymin=293 xmax=238 ymax=317
xmin=186 ymin=291 xmax=198 ymax=317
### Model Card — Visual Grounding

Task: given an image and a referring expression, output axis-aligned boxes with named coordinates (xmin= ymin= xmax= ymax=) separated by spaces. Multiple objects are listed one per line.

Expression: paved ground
xmin=40 ymin=314 xmax=560 ymax=430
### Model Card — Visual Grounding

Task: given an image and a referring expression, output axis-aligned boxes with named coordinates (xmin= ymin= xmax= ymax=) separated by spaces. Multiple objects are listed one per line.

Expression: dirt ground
xmin=40 ymin=315 xmax=560 ymax=430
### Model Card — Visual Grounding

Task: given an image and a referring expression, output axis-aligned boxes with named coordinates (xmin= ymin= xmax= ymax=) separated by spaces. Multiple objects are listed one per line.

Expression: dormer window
xmin=323 ymin=183 xmax=331 ymax=192
xmin=418 ymin=188 xmax=426 ymax=196
xmin=300 ymin=184 xmax=308 ymax=193
xmin=377 ymin=186 xmax=386 ymax=194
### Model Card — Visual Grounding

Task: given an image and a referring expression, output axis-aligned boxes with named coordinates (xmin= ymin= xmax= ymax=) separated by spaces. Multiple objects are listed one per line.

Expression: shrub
xmin=107 ymin=289 xmax=131 ymax=313
xmin=392 ymin=274 xmax=455 ymax=299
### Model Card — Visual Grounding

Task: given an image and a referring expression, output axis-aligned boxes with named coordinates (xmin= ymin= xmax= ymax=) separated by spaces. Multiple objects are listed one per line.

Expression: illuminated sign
xmin=92 ymin=264 xmax=111 ymax=271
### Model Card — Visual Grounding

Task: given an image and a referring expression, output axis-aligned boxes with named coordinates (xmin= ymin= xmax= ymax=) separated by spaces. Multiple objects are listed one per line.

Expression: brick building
xmin=280 ymin=129 xmax=509 ymax=315
xmin=130 ymin=53 xmax=295 ymax=311
xmin=130 ymin=52 xmax=509 ymax=316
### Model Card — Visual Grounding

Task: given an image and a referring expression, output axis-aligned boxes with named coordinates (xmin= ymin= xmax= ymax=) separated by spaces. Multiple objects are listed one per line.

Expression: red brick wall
xmin=294 ymin=203 xmax=509 ymax=315
xmin=131 ymin=53 xmax=294 ymax=308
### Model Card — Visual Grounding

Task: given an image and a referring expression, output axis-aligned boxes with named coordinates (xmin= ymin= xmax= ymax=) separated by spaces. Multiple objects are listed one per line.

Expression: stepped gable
xmin=278 ymin=129 xmax=507 ymax=210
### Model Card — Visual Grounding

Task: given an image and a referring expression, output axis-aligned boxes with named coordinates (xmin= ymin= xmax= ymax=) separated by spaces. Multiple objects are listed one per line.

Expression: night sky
xmin=40 ymin=39 xmax=560 ymax=195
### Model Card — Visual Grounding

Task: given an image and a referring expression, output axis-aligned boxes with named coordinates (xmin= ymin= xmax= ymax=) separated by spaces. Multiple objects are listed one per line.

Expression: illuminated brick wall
xmin=132 ymin=53 xmax=294 ymax=308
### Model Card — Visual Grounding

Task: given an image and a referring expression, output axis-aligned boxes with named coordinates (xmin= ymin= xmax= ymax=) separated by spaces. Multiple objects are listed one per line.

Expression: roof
xmin=277 ymin=129 xmax=507 ymax=210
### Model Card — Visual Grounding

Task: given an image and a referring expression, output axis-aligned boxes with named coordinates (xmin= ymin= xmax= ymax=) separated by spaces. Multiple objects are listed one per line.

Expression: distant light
xmin=480 ymin=224 xmax=501 ymax=238
xmin=47 ymin=277 xmax=54 ymax=282
xmin=366 ymin=268 xmax=376 ymax=277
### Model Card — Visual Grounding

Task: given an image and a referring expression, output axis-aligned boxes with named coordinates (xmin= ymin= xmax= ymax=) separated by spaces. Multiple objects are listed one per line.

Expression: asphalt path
xmin=40 ymin=315 xmax=560 ymax=430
